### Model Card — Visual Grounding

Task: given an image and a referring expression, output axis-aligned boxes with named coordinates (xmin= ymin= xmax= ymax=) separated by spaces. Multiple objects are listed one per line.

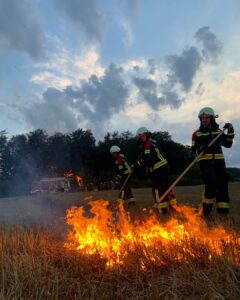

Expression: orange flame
xmin=64 ymin=170 xmax=74 ymax=178
xmin=64 ymin=200 xmax=240 ymax=268
xmin=76 ymin=175 xmax=83 ymax=187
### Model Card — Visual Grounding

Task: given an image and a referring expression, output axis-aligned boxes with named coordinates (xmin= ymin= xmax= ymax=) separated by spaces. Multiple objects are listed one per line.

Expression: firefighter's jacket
xmin=114 ymin=153 xmax=132 ymax=181
xmin=192 ymin=123 xmax=234 ymax=161
xmin=137 ymin=137 xmax=168 ymax=173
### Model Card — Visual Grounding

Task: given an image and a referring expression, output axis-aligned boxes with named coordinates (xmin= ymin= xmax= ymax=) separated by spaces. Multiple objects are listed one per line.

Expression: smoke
xmin=0 ymin=195 xmax=67 ymax=235
xmin=0 ymin=0 xmax=45 ymax=60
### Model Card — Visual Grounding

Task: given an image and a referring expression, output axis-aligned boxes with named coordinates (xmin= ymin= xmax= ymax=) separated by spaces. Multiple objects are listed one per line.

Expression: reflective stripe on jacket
xmin=140 ymin=137 xmax=167 ymax=172
xmin=192 ymin=125 xmax=234 ymax=161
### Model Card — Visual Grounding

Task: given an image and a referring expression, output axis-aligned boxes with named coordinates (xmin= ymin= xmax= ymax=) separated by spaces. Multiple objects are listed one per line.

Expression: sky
xmin=0 ymin=0 xmax=239 ymax=167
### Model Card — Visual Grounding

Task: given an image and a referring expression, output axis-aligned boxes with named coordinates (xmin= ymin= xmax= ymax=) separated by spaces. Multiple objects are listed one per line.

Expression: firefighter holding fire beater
xmin=192 ymin=107 xmax=235 ymax=216
xmin=135 ymin=127 xmax=178 ymax=214
xmin=110 ymin=145 xmax=135 ymax=206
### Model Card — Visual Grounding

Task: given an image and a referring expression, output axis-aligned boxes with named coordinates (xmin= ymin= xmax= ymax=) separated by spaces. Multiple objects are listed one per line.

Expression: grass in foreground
xmin=0 ymin=217 xmax=240 ymax=299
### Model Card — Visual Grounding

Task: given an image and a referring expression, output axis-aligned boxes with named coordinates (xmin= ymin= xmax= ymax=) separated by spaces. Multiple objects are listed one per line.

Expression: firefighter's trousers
xmin=117 ymin=174 xmax=134 ymax=203
xmin=150 ymin=165 xmax=177 ymax=213
xmin=200 ymin=159 xmax=230 ymax=216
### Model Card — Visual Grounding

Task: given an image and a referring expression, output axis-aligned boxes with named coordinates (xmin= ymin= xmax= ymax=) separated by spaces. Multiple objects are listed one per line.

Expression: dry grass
xmin=0 ymin=183 xmax=240 ymax=299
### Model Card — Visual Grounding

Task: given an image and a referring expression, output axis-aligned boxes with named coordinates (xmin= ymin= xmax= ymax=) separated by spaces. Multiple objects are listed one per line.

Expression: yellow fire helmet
xmin=198 ymin=107 xmax=219 ymax=118
xmin=110 ymin=145 xmax=121 ymax=153
xmin=136 ymin=126 xmax=149 ymax=136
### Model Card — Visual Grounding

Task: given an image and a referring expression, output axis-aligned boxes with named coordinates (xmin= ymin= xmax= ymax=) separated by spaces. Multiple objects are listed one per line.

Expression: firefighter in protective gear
xmin=110 ymin=145 xmax=135 ymax=206
xmin=136 ymin=127 xmax=178 ymax=214
xmin=192 ymin=107 xmax=235 ymax=216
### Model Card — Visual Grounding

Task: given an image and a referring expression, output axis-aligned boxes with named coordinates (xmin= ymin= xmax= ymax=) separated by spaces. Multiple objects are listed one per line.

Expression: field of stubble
xmin=0 ymin=182 xmax=239 ymax=299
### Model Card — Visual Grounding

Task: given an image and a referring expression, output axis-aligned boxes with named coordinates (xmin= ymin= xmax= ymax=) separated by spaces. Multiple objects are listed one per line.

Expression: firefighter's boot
xmin=115 ymin=198 xmax=124 ymax=208
xmin=156 ymin=201 xmax=169 ymax=215
xmin=127 ymin=197 xmax=136 ymax=207
xmin=202 ymin=196 xmax=214 ymax=217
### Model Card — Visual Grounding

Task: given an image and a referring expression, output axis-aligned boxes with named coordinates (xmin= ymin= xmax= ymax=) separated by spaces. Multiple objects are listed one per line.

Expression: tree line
xmin=0 ymin=128 xmax=200 ymax=197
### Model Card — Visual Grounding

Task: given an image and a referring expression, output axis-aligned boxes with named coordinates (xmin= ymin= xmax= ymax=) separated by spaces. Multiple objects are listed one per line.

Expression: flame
xmin=64 ymin=171 xmax=83 ymax=187
xmin=76 ymin=175 xmax=83 ymax=187
xmin=64 ymin=170 xmax=74 ymax=178
xmin=64 ymin=200 xmax=240 ymax=268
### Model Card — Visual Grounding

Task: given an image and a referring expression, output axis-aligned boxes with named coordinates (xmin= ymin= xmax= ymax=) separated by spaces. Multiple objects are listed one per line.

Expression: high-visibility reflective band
xmin=202 ymin=197 xmax=215 ymax=204
xmin=226 ymin=138 xmax=234 ymax=142
xmin=227 ymin=133 xmax=234 ymax=137
xmin=192 ymin=141 xmax=195 ymax=146
xmin=116 ymin=198 xmax=124 ymax=204
xmin=144 ymin=149 xmax=150 ymax=154
xmin=124 ymin=170 xmax=131 ymax=175
xmin=154 ymin=190 xmax=169 ymax=208
xmin=199 ymin=153 xmax=224 ymax=160
xmin=217 ymin=202 xmax=230 ymax=208
xmin=153 ymin=159 xmax=167 ymax=170
xmin=118 ymin=165 xmax=123 ymax=169
xmin=119 ymin=190 xmax=125 ymax=200
xmin=170 ymin=198 xmax=177 ymax=205
xmin=157 ymin=202 xmax=168 ymax=209
xmin=155 ymin=148 xmax=165 ymax=159
xmin=196 ymin=131 xmax=221 ymax=137
xmin=128 ymin=198 xmax=135 ymax=203
xmin=196 ymin=132 xmax=209 ymax=137
xmin=155 ymin=189 xmax=159 ymax=202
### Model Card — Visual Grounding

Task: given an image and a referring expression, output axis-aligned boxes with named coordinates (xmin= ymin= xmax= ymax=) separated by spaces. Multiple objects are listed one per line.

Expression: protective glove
xmin=223 ymin=123 xmax=234 ymax=133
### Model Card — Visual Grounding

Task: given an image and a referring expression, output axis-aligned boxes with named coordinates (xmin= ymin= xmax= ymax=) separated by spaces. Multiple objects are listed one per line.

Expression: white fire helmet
xmin=198 ymin=107 xmax=218 ymax=118
xmin=110 ymin=145 xmax=120 ymax=154
xmin=136 ymin=126 xmax=148 ymax=136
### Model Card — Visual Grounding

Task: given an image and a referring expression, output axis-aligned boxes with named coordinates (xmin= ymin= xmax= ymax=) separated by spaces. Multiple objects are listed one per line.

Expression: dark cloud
xmin=133 ymin=77 xmax=159 ymax=109
xmin=17 ymin=88 xmax=78 ymax=133
xmin=55 ymin=0 xmax=104 ymax=41
xmin=133 ymin=77 xmax=156 ymax=90
xmin=159 ymin=90 xmax=184 ymax=109
xmin=133 ymin=77 xmax=184 ymax=110
xmin=71 ymin=64 xmax=129 ymax=131
xmin=132 ymin=27 xmax=221 ymax=110
xmin=18 ymin=64 xmax=129 ymax=136
xmin=0 ymin=0 xmax=45 ymax=60
xmin=167 ymin=46 xmax=202 ymax=92
xmin=195 ymin=26 xmax=222 ymax=63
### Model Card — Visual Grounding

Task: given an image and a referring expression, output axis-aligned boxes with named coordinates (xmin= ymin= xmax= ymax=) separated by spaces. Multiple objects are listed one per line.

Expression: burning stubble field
xmin=0 ymin=183 xmax=240 ymax=299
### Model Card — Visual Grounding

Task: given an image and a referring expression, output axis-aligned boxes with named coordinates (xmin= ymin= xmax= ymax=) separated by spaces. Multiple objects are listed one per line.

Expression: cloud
xmin=55 ymin=0 xmax=104 ymax=41
xmin=167 ymin=46 xmax=202 ymax=92
xmin=19 ymin=64 xmax=129 ymax=136
xmin=195 ymin=26 xmax=222 ymax=63
xmin=31 ymin=43 xmax=104 ymax=89
xmin=17 ymin=88 xmax=78 ymax=133
xmin=0 ymin=0 xmax=45 ymax=60
xmin=131 ymin=27 xmax=222 ymax=111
